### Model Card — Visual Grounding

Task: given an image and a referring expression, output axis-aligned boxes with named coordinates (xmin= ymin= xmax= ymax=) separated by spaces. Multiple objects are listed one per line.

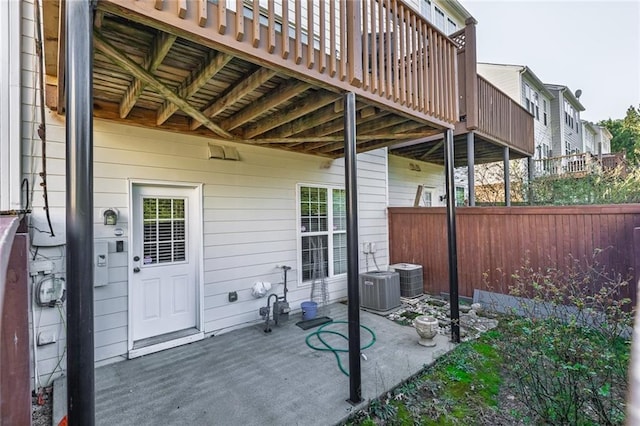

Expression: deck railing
xmin=453 ymin=21 xmax=534 ymax=155
xmin=476 ymin=75 xmax=534 ymax=154
xmin=101 ymin=0 xmax=458 ymax=125
xmin=534 ymin=152 xmax=627 ymax=177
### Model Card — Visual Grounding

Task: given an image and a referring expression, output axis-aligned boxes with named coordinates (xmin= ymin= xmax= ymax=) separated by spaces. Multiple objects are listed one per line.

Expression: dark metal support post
xmin=444 ymin=129 xmax=460 ymax=343
xmin=503 ymin=147 xmax=511 ymax=207
xmin=527 ymin=157 xmax=535 ymax=205
xmin=466 ymin=132 xmax=475 ymax=206
xmin=344 ymin=92 xmax=362 ymax=404
xmin=66 ymin=0 xmax=95 ymax=424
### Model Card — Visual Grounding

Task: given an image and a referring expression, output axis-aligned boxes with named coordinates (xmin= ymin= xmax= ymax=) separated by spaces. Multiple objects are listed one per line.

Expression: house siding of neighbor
xmin=388 ymin=155 xmax=446 ymax=207
xmin=581 ymin=120 xmax=597 ymax=154
xmin=477 ymin=63 xmax=554 ymax=160
xmin=545 ymin=84 xmax=585 ymax=156
xmin=17 ymin=0 xmax=394 ymax=386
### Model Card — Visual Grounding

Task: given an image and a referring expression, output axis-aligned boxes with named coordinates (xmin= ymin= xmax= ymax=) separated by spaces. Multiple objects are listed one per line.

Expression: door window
xmin=142 ymin=197 xmax=187 ymax=265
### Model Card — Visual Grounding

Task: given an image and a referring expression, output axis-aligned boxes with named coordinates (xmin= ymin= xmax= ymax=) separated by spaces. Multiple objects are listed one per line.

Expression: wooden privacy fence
xmin=0 ymin=216 xmax=30 ymax=424
xmin=388 ymin=205 xmax=640 ymax=306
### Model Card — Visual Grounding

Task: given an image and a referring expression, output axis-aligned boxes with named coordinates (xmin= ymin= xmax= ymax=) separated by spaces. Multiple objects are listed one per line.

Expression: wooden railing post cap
xmin=465 ymin=17 xmax=478 ymax=26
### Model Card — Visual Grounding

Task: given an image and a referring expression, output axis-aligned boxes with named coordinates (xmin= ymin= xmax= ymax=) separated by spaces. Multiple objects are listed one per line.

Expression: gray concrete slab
xmin=55 ymin=303 xmax=455 ymax=425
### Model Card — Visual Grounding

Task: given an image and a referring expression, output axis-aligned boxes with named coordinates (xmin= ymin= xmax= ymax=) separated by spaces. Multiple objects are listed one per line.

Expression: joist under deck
xmin=42 ymin=0 xmax=460 ymax=159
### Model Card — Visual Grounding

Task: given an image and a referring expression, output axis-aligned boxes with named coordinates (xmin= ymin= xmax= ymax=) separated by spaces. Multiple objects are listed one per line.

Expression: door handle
xmin=133 ymin=267 xmax=140 ymax=273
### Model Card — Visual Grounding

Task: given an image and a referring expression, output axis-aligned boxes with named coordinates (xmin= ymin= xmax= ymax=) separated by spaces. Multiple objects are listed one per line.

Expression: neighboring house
xmin=594 ymin=124 xmax=613 ymax=155
xmin=4 ymin=0 xmax=467 ymax=388
xmin=544 ymin=84 xmax=586 ymax=157
xmin=477 ymin=63 xmax=554 ymax=161
xmin=581 ymin=120 xmax=598 ymax=154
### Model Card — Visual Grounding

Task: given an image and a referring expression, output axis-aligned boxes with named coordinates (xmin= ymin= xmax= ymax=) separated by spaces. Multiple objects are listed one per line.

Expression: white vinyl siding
xmin=25 ymin=110 xmax=390 ymax=381
xmin=387 ymin=155 xmax=446 ymax=207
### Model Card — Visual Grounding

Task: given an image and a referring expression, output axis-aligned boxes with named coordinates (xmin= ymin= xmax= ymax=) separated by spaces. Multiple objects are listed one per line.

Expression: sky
xmin=462 ymin=0 xmax=640 ymax=122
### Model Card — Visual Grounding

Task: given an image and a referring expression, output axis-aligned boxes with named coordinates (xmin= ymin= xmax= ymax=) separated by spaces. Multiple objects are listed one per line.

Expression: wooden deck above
xmin=43 ymin=0 xmax=461 ymax=159
xmin=389 ymin=20 xmax=534 ymax=166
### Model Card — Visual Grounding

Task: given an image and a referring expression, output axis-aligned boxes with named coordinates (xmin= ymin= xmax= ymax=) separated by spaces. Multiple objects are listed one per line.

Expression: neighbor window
xmin=543 ymin=99 xmax=548 ymax=126
xmin=421 ymin=0 xmax=432 ymax=22
xmin=434 ymin=7 xmax=445 ymax=30
xmin=299 ymin=185 xmax=346 ymax=282
xmin=455 ymin=187 xmax=466 ymax=207
xmin=446 ymin=18 xmax=457 ymax=34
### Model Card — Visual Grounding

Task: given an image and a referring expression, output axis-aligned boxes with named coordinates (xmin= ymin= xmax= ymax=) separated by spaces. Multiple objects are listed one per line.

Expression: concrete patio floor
xmin=55 ymin=302 xmax=456 ymax=425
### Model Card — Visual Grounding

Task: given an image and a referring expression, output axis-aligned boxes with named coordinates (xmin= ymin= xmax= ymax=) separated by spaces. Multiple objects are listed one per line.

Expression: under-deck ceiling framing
xmin=44 ymin=4 xmax=449 ymax=159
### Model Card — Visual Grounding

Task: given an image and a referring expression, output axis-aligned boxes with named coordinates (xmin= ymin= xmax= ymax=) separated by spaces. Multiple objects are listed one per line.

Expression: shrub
xmin=495 ymin=254 xmax=633 ymax=424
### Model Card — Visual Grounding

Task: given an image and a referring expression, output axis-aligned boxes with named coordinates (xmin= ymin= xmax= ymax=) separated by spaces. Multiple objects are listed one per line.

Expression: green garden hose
xmin=305 ymin=320 xmax=376 ymax=376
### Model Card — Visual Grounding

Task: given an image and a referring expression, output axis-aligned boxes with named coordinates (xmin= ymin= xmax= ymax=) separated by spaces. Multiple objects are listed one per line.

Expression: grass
xmin=344 ymin=317 xmax=631 ymax=425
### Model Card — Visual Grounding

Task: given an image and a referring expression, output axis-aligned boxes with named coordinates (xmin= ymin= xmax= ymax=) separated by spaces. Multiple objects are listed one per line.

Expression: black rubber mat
xmin=296 ymin=316 xmax=333 ymax=330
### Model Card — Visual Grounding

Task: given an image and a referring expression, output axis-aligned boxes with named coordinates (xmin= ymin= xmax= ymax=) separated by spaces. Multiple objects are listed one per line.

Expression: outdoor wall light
xmin=102 ymin=208 xmax=119 ymax=225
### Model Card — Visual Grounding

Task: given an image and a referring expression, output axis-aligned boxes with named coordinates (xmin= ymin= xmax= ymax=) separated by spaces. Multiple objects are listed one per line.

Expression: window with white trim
xmin=299 ymin=185 xmax=346 ymax=282
xmin=446 ymin=18 xmax=457 ymax=34
xmin=543 ymin=99 xmax=548 ymax=126
xmin=421 ymin=0 xmax=432 ymax=22
xmin=434 ymin=7 xmax=445 ymax=31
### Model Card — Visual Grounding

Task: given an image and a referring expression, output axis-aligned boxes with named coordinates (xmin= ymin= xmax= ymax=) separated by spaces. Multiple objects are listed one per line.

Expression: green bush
xmin=498 ymin=254 xmax=633 ymax=424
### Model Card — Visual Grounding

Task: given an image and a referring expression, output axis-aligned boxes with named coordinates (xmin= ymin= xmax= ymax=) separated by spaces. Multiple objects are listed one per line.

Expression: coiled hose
xmin=305 ymin=320 xmax=376 ymax=376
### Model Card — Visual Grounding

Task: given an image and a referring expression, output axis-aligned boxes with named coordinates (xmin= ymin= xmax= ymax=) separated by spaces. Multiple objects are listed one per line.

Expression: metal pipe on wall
xmin=344 ymin=92 xmax=362 ymax=404
xmin=65 ymin=0 xmax=95 ymax=423
xmin=444 ymin=129 xmax=460 ymax=343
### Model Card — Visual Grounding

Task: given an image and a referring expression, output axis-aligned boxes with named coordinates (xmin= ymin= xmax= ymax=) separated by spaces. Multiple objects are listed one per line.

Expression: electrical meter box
xmin=389 ymin=263 xmax=423 ymax=298
xmin=94 ymin=241 xmax=109 ymax=287
xmin=359 ymin=271 xmax=400 ymax=311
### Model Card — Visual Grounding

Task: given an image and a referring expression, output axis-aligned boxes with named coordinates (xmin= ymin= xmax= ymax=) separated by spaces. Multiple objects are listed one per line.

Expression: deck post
xmin=344 ymin=92 xmax=362 ymax=404
xmin=466 ymin=132 xmax=475 ymax=206
xmin=444 ymin=129 xmax=460 ymax=343
xmin=66 ymin=0 xmax=95 ymax=424
xmin=503 ymin=146 xmax=511 ymax=207
xmin=527 ymin=156 xmax=535 ymax=205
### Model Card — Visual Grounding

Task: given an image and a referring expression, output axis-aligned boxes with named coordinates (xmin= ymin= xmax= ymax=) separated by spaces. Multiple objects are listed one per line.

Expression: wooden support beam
xmin=119 ymin=31 xmax=177 ymax=118
xmin=354 ymin=114 xmax=408 ymax=135
xmin=94 ymin=31 xmax=232 ymax=138
xmin=420 ymin=140 xmax=444 ymax=160
xmin=264 ymin=102 xmax=349 ymax=139
xmin=243 ymin=91 xmax=340 ymax=139
xmin=221 ymin=79 xmax=311 ymax=131
xmin=297 ymin=111 xmax=390 ymax=151
xmin=189 ymin=66 xmax=276 ymax=130
xmin=158 ymin=51 xmax=233 ymax=125
xmin=252 ymin=132 xmax=439 ymax=145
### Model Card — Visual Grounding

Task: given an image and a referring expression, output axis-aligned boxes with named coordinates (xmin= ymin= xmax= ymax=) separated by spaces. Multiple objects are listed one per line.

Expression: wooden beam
xmin=296 ymin=111 xmax=390 ymax=151
xmin=263 ymin=102 xmax=346 ymax=139
xmin=313 ymin=131 xmax=441 ymax=155
xmin=157 ymin=50 xmax=233 ymax=125
xmin=94 ymin=31 xmax=233 ymax=138
xmin=119 ymin=31 xmax=177 ymax=118
xmin=253 ymin=132 xmax=442 ymax=144
xmin=190 ymin=67 xmax=277 ymax=130
xmin=221 ymin=79 xmax=311 ymax=131
xmin=354 ymin=114 xmax=408 ymax=135
xmin=243 ymin=91 xmax=340 ymax=139
xmin=420 ymin=140 xmax=444 ymax=160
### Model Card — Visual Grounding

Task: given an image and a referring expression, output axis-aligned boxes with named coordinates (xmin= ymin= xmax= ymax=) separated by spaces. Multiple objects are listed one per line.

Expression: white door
xmin=131 ymin=185 xmax=198 ymax=342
